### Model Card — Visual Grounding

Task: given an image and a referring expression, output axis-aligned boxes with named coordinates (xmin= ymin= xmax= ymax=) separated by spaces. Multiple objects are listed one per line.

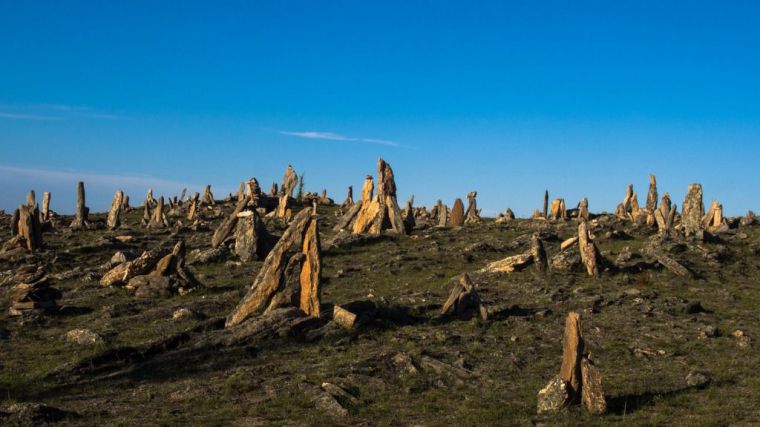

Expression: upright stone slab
xmin=41 ymin=192 xmax=51 ymax=222
xmin=280 ymin=165 xmax=298 ymax=198
xmin=69 ymin=181 xmax=89 ymax=230
xmin=543 ymin=190 xmax=549 ymax=219
xmin=646 ymin=174 xmax=658 ymax=212
xmin=578 ymin=221 xmax=599 ymax=277
xmin=682 ymin=183 xmax=704 ymax=236
xmin=560 ymin=312 xmax=584 ymax=401
xmin=449 ymin=199 xmax=465 ymax=227
xmin=465 ymin=191 xmax=481 ymax=224
xmin=299 ymin=216 xmax=321 ymax=317
xmin=578 ymin=198 xmax=589 ymax=221
xmin=106 ymin=190 xmax=124 ymax=230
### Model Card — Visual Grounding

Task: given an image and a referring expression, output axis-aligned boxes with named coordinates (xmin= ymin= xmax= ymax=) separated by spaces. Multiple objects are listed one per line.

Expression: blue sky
xmin=1 ymin=1 xmax=758 ymax=215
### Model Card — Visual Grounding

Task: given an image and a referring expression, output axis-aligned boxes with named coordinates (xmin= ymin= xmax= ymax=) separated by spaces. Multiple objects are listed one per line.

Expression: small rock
xmin=537 ymin=375 xmax=570 ymax=414
xmin=172 ymin=308 xmax=196 ymax=321
xmin=685 ymin=371 xmax=711 ymax=389
xmin=65 ymin=329 xmax=103 ymax=345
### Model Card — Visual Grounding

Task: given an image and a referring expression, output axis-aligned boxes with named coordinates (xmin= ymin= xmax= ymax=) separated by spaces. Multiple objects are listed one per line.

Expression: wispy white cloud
xmin=0 ymin=102 xmax=127 ymax=121
xmin=280 ymin=130 xmax=402 ymax=147
xmin=0 ymin=112 xmax=62 ymax=121
xmin=0 ymin=164 xmax=195 ymax=190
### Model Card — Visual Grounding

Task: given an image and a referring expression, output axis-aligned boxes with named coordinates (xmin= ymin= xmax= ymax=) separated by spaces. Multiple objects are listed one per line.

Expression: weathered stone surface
xmin=543 ymin=190 xmax=549 ymax=219
xmin=581 ymin=357 xmax=607 ymax=415
xmin=436 ymin=200 xmax=448 ymax=227
xmin=106 ymin=190 xmax=123 ymax=230
xmin=226 ymin=208 xmax=313 ymax=327
xmin=702 ymin=200 xmax=724 ymax=232
xmin=376 ymin=158 xmax=406 ymax=234
xmin=578 ymin=198 xmax=589 ymax=221
xmin=449 ymin=198 xmax=465 ymax=227
xmin=482 ymin=253 xmax=533 ymax=273
xmin=333 ymin=203 xmax=362 ymax=232
xmin=560 ymin=311 xmax=584 ymax=400
xmin=402 ymin=196 xmax=415 ymax=233
xmin=234 ymin=210 xmax=269 ymax=262
xmin=41 ymin=191 xmax=51 ymax=222
xmin=560 ymin=236 xmax=579 ymax=251
xmin=342 ymin=185 xmax=354 ymax=207
xmin=682 ymin=183 xmax=704 ymax=236
xmin=578 ymin=221 xmax=599 ymax=277
xmin=653 ymin=252 xmax=691 ymax=277
xmin=299 ymin=216 xmax=321 ymax=317
xmin=333 ymin=305 xmax=358 ymax=329
xmin=537 ymin=375 xmax=570 ymax=414
xmin=551 ymin=249 xmax=581 ymax=272
xmin=100 ymin=247 xmax=169 ymax=287
xmin=66 ymin=329 xmax=103 ymax=345
xmin=128 ymin=275 xmax=173 ymax=298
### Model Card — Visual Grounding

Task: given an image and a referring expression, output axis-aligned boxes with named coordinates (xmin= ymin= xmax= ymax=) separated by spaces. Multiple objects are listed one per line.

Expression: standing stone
xmin=531 ymin=235 xmax=547 ymax=273
xmin=646 ymin=174 xmax=658 ymax=212
xmin=148 ymin=196 xmax=168 ymax=228
xmin=106 ymin=190 xmax=124 ymax=230
xmin=403 ymin=195 xmax=416 ymax=234
xmin=376 ymin=158 xmax=406 ymax=234
xmin=682 ymin=183 xmax=704 ymax=236
xmin=234 ymin=209 xmax=267 ymax=262
xmin=342 ymin=186 xmax=354 ymax=207
xmin=560 ymin=312 xmax=584 ymax=402
xmin=269 ymin=183 xmax=278 ymax=197
xmin=578 ymin=198 xmax=589 ymax=221
xmin=299 ymin=216 xmax=321 ymax=317
xmin=26 ymin=190 xmax=36 ymax=208
xmin=449 ymin=199 xmax=465 ymax=227
xmin=237 ymin=182 xmax=246 ymax=202
xmin=581 ymin=357 xmax=607 ymax=415
xmin=10 ymin=208 xmax=20 ymax=237
xmin=702 ymin=200 xmax=724 ymax=232
xmin=69 ymin=181 xmax=89 ymax=230
xmin=280 ymin=165 xmax=298 ymax=198
xmin=213 ymin=196 xmax=250 ymax=248
xmin=578 ymin=221 xmax=599 ymax=277
xmin=436 ymin=200 xmax=448 ymax=227
xmin=226 ymin=208 xmax=314 ymax=327
xmin=550 ymin=199 xmax=567 ymax=220
xmin=465 ymin=191 xmax=481 ymax=224
xmin=351 ymin=176 xmax=377 ymax=234
xmin=660 ymin=193 xmax=672 ymax=220
xmin=179 ymin=188 xmax=187 ymax=202
xmin=543 ymin=190 xmax=549 ymax=219
xmin=41 ymin=192 xmax=51 ymax=222
xmin=202 ymin=185 xmax=215 ymax=206
xmin=122 ymin=194 xmax=130 ymax=211
xmin=17 ymin=205 xmax=42 ymax=252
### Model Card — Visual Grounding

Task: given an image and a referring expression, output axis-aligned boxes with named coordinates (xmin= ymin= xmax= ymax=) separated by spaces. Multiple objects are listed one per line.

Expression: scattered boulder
xmin=66 ymin=329 xmax=103 ymax=345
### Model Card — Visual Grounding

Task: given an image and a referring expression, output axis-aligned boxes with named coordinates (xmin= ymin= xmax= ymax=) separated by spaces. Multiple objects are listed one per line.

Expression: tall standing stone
xmin=578 ymin=198 xmax=589 ymax=221
xmin=299 ymin=215 xmax=322 ymax=317
xmin=449 ymin=198 xmax=465 ymax=227
xmin=202 ymin=185 xmax=215 ymax=206
xmin=17 ymin=205 xmax=43 ymax=252
xmin=376 ymin=158 xmax=406 ymax=234
xmin=560 ymin=312 xmax=584 ymax=401
xmin=41 ymin=192 xmax=51 ymax=222
xmin=646 ymin=174 xmax=658 ymax=212
xmin=578 ymin=221 xmax=599 ymax=277
xmin=280 ymin=165 xmax=298 ymax=198
xmin=682 ymin=183 xmax=704 ymax=236
xmin=465 ymin=191 xmax=481 ymax=224
xmin=106 ymin=190 xmax=124 ymax=230
xmin=26 ymin=190 xmax=36 ymax=208
xmin=69 ymin=181 xmax=89 ymax=230
xmin=342 ymin=186 xmax=354 ymax=207
xmin=543 ymin=190 xmax=549 ymax=219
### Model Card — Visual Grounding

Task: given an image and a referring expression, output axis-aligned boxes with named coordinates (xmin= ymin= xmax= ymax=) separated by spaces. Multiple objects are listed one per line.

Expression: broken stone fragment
xmin=332 ymin=305 xmax=358 ymax=329
xmin=482 ymin=253 xmax=533 ymax=273
xmin=211 ymin=195 xmax=249 ymax=248
xmin=537 ymin=375 xmax=570 ymax=414
xmin=280 ymin=165 xmax=298 ymax=198
xmin=550 ymin=198 xmax=567 ymax=220
xmin=202 ymin=185 xmax=215 ymax=206
xmin=440 ymin=273 xmax=487 ymax=320
xmin=148 ymin=196 xmax=169 ymax=228
xmin=578 ymin=198 xmax=590 ymax=221
xmin=560 ymin=236 xmax=579 ymax=251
